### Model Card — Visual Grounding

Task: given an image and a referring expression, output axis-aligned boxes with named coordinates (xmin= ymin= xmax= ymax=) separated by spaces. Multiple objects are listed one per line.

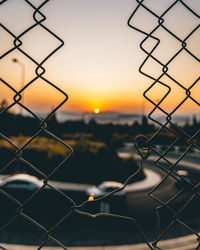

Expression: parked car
xmin=0 ymin=174 xmax=43 ymax=191
xmin=86 ymin=181 xmax=125 ymax=213
xmin=87 ymin=181 xmax=124 ymax=199
xmin=0 ymin=174 xmax=44 ymax=203
xmin=175 ymin=170 xmax=192 ymax=190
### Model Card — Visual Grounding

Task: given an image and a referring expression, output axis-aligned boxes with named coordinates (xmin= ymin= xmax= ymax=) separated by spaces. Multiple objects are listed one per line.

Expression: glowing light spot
xmin=88 ymin=196 xmax=94 ymax=201
xmin=94 ymin=108 xmax=100 ymax=114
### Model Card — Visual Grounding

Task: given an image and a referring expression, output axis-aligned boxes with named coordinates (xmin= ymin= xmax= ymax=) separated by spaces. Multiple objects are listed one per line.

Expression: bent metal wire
xmin=0 ymin=0 xmax=199 ymax=249
xmin=129 ymin=0 xmax=200 ymax=249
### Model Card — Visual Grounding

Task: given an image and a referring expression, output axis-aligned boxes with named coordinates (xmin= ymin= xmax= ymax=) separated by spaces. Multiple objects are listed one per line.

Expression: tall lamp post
xmin=141 ymin=99 xmax=146 ymax=117
xmin=12 ymin=58 xmax=26 ymax=150
xmin=12 ymin=58 xmax=25 ymax=115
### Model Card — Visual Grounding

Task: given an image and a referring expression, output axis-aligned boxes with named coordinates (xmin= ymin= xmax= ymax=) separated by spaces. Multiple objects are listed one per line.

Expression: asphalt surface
xmin=2 ymin=232 xmax=199 ymax=250
xmin=0 ymin=151 xmax=200 ymax=247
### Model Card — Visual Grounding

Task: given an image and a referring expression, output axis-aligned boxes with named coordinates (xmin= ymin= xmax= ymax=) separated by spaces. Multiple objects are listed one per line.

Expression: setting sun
xmin=94 ymin=108 xmax=100 ymax=114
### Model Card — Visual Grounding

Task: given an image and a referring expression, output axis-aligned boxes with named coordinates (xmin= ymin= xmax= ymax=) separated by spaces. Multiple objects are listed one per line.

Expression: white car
xmin=175 ymin=170 xmax=193 ymax=190
xmin=87 ymin=181 xmax=124 ymax=199
xmin=0 ymin=174 xmax=43 ymax=191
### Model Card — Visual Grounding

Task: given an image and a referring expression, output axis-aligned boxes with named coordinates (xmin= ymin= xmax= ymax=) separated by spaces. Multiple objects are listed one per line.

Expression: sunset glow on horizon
xmin=1 ymin=0 xmax=199 ymax=115
xmin=94 ymin=108 xmax=100 ymax=114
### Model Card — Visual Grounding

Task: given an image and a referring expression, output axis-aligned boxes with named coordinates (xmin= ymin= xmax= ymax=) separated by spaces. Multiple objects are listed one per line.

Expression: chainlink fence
xmin=129 ymin=0 xmax=200 ymax=249
xmin=0 ymin=0 xmax=200 ymax=249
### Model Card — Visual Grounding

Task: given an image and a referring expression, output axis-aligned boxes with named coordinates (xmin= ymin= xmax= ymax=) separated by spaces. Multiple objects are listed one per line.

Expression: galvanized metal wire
xmin=129 ymin=0 xmax=200 ymax=249
xmin=0 ymin=0 xmax=200 ymax=249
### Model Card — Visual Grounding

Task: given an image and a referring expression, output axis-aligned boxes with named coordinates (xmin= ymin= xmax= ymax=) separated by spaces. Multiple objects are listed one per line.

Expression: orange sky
xmin=0 ymin=0 xmax=199 ymax=114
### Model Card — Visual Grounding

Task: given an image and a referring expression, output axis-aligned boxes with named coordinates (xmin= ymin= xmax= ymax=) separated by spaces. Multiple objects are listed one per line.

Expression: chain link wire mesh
xmin=0 ymin=0 xmax=200 ymax=249
xmin=129 ymin=0 xmax=200 ymax=249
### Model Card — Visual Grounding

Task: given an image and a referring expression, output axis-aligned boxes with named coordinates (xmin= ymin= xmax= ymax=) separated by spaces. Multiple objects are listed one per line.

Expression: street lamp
xmin=12 ymin=58 xmax=26 ymax=151
xmin=12 ymin=58 xmax=25 ymax=115
xmin=141 ymin=99 xmax=145 ymax=116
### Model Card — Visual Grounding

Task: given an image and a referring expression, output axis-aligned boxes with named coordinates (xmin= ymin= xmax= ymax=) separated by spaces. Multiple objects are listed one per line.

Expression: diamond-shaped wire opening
xmin=0 ymin=113 xmax=41 ymax=142
xmin=21 ymin=77 xmax=67 ymax=119
xmin=155 ymin=214 xmax=200 ymax=249
xmin=128 ymin=3 xmax=159 ymax=35
xmin=144 ymin=81 xmax=171 ymax=106
xmin=165 ymin=50 xmax=200 ymax=89
xmin=150 ymin=181 xmax=199 ymax=240
xmin=0 ymin=0 xmax=36 ymax=35
xmin=0 ymin=212 xmax=47 ymax=246
xmin=22 ymin=186 xmax=74 ymax=229
xmin=140 ymin=57 xmax=165 ymax=80
xmin=149 ymin=130 xmax=177 ymax=152
xmin=20 ymin=135 xmax=72 ymax=178
xmin=150 ymin=28 xmax=182 ymax=64
xmin=20 ymin=25 xmax=62 ymax=63
xmin=149 ymin=76 xmax=189 ymax=115
xmin=160 ymin=1 xmax=199 ymax=41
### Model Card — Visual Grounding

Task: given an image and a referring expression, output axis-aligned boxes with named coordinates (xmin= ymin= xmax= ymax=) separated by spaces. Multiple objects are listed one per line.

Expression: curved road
xmin=118 ymin=150 xmax=200 ymax=217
